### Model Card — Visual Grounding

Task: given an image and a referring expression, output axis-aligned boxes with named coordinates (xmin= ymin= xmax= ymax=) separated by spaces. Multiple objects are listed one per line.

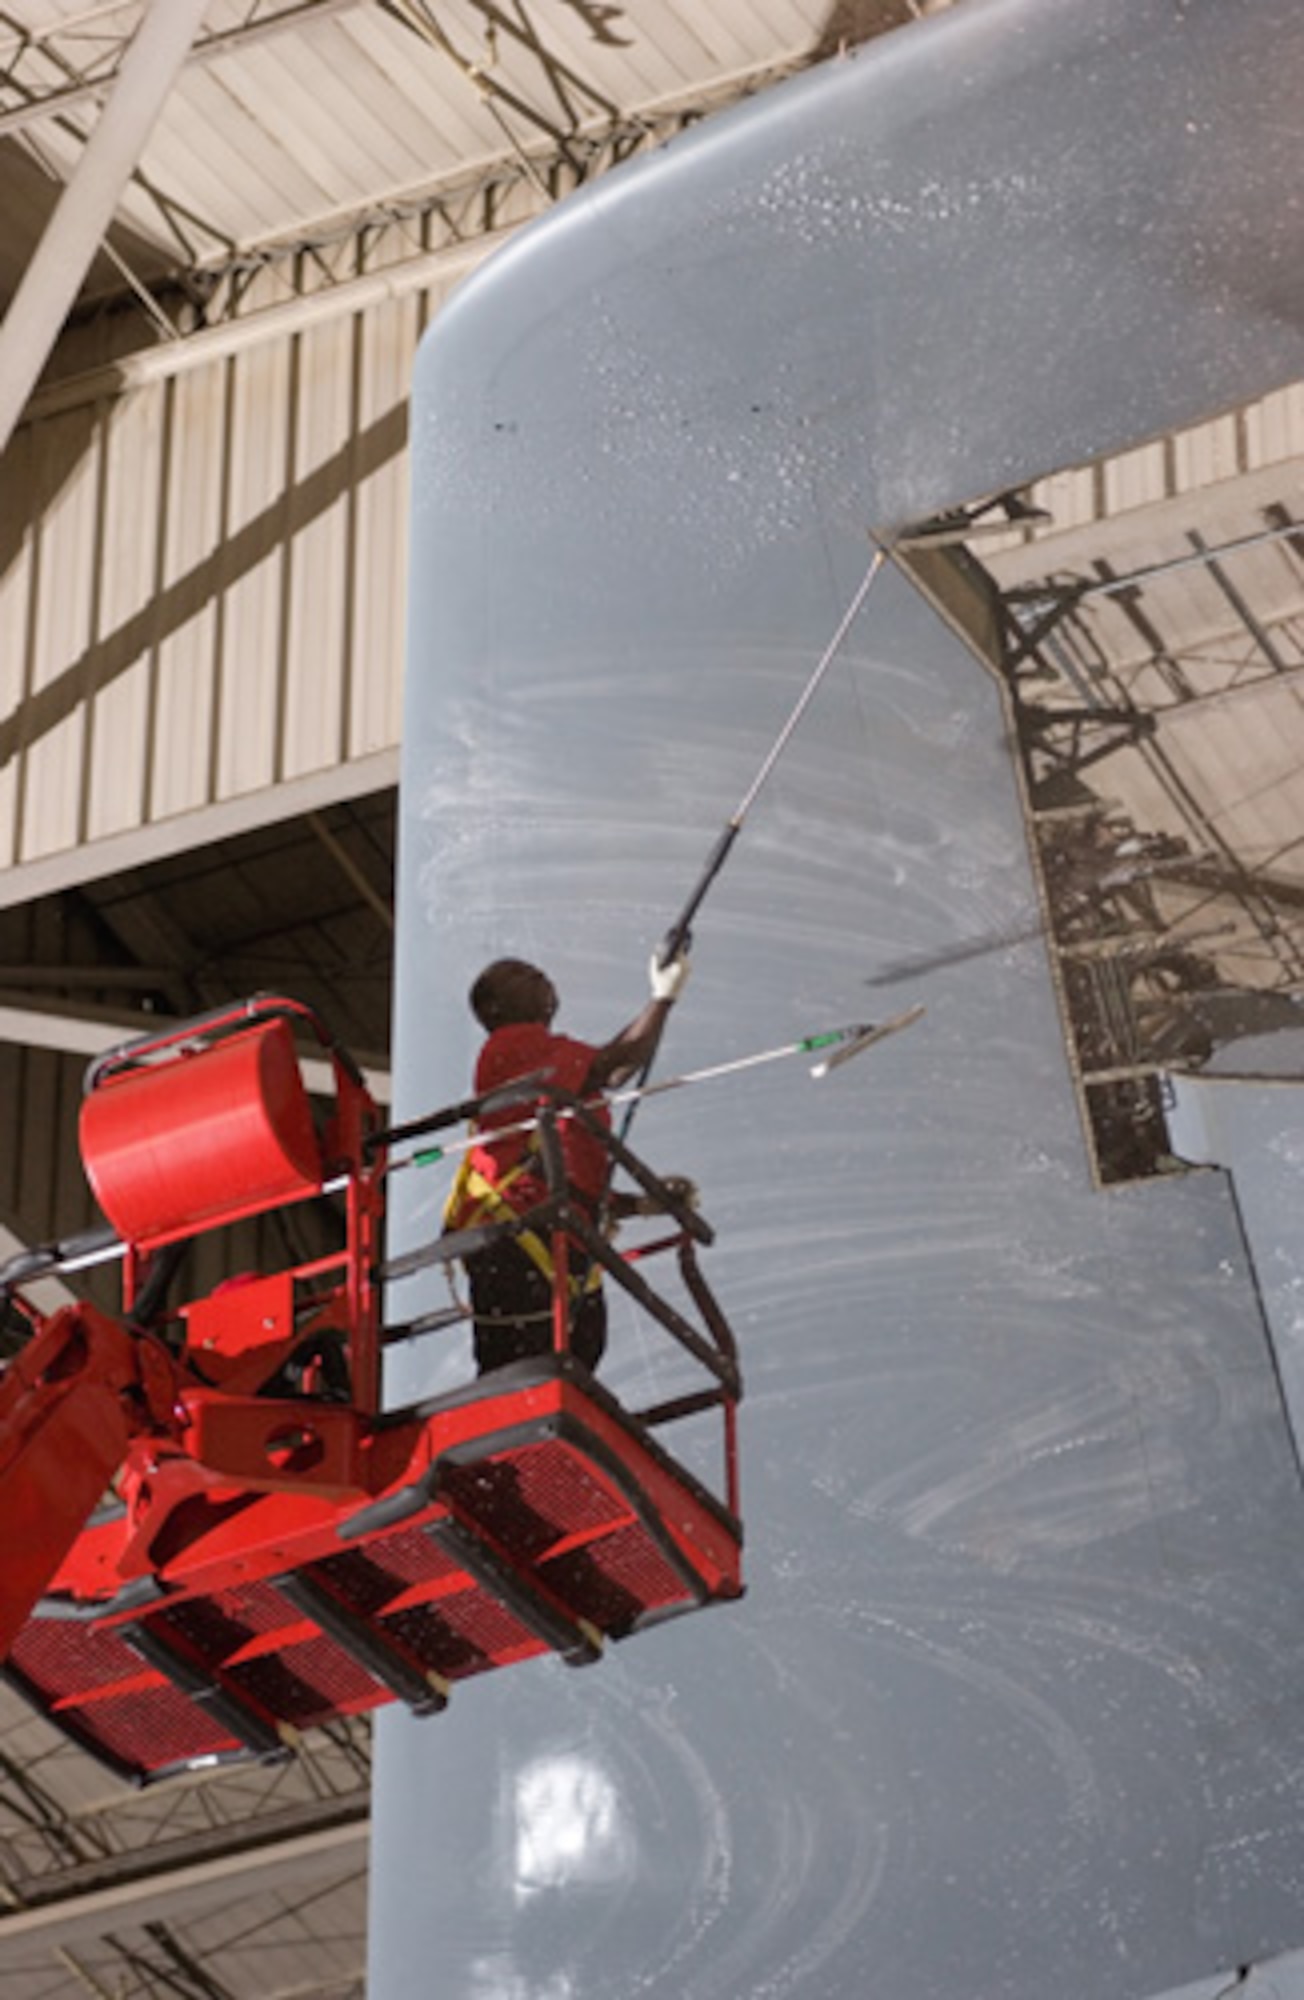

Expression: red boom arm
xmin=0 ymin=1304 xmax=178 ymax=1657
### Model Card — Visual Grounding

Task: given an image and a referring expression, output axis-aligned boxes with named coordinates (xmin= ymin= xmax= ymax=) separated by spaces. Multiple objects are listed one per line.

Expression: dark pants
xmin=465 ymin=1238 xmax=606 ymax=1376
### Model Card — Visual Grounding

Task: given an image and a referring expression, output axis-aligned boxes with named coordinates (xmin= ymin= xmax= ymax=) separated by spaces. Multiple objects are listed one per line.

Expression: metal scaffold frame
xmin=990 ymin=505 xmax=1304 ymax=1179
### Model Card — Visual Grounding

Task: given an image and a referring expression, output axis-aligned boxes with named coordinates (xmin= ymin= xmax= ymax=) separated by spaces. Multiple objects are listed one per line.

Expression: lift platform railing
xmin=374 ymin=1079 xmax=742 ymax=1521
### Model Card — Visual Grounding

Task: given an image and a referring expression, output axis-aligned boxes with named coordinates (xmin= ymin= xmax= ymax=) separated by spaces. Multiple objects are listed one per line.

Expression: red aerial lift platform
xmin=0 ymin=998 xmax=742 ymax=1784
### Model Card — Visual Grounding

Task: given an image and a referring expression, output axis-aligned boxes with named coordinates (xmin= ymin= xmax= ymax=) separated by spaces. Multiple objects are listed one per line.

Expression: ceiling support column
xmin=0 ymin=0 xmax=209 ymax=460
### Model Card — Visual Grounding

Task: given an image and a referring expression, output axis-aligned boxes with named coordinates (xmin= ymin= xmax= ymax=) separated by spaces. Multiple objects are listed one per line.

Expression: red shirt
xmin=470 ymin=1022 xmax=611 ymax=1213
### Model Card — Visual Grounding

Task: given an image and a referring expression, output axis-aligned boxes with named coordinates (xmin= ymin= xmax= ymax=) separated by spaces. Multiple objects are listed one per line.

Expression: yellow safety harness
xmin=444 ymin=1148 xmax=604 ymax=1298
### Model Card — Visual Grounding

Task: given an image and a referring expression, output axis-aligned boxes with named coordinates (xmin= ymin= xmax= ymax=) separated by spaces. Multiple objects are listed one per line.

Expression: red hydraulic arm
xmin=0 ymin=1302 xmax=178 ymax=1657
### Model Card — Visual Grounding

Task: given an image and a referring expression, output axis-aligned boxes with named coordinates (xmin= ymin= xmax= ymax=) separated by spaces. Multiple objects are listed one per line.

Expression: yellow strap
xmin=445 ymin=1158 xmax=601 ymax=1295
xmin=442 ymin=1153 xmax=475 ymax=1231
xmin=443 ymin=1151 xmax=528 ymax=1231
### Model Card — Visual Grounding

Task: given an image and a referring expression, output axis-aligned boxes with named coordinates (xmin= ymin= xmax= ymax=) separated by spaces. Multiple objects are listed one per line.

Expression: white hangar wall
xmin=0 ymin=287 xmax=418 ymax=890
xmin=0 ymin=194 xmax=542 ymax=903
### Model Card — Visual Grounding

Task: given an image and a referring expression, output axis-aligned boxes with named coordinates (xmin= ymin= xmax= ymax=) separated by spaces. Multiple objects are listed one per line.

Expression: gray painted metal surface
xmin=375 ymin=3 xmax=1304 ymax=1995
xmin=1168 ymin=1056 xmax=1304 ymax=1482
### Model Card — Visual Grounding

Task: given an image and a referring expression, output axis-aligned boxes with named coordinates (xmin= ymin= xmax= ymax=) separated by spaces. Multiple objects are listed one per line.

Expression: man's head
xmin=470 ymin=959 xmax=558 ymax=1031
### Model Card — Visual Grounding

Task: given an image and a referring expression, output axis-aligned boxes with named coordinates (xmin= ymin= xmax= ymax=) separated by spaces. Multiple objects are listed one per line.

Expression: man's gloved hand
xmin=630 ymin=1175 xmax=700 ymax=1218
xmin=649 ymin=947 xmax=691 ymax=1002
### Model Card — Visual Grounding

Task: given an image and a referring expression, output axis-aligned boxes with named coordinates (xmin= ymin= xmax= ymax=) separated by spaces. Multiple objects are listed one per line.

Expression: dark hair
xmin=470 ymin=959 xmax=555 ymax=1030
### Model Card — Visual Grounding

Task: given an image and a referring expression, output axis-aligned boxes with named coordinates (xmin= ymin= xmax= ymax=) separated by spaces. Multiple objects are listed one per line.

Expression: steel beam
xmin=0 ymin=1002 xmax=391 ymax=1103
xmin=0 ymin=750 xmax=398 ymax=913
xmin=0 ymin=1809 xmax=367 ymax=1956
xmin=0 ymin=1221 xmax=75 ymax=1314
xmin=0 ymin=0 xmax=209 ymax=459
xmin=0 ymin=0 xmax=365 ymax=141
xmin=19 ymin=70 xmax=810 ymax=426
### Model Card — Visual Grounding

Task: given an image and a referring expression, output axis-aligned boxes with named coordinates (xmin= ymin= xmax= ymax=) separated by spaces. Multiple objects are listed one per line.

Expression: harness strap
xmin=445 ymin=1156 xmax=603 ymax=1296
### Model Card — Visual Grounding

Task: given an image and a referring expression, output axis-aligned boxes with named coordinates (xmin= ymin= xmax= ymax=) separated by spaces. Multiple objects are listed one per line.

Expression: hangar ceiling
xmin=4 ymin=2 xmax=1304 ymax=1997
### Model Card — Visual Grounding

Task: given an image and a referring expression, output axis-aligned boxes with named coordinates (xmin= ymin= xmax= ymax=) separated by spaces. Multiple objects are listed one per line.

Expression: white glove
xmin=649 ymin=948 xmax=690 ymax=1002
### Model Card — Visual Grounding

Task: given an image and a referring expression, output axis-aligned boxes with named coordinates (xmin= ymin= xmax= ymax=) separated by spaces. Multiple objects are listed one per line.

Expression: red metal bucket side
xmin=79 ymin=1019 xmax=323 ymax=1247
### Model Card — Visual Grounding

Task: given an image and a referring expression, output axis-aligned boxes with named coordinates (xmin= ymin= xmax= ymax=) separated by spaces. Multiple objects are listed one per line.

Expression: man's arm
xmin=583 ymin=950 xmax=690 ymax=1090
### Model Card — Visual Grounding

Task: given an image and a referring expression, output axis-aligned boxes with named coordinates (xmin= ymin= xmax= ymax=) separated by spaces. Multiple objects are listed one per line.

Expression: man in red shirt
xmin=445 ymin=951 xmax=691 ymax=1375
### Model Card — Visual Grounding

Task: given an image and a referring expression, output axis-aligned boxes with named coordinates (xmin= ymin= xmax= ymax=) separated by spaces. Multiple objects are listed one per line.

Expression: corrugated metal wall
xmin=3 ymin=300 xmax=415 ymax=870
xmin=1022 ymin=381 xmax=1304 ymax=537
xmin=0 ymin=196 xmax=550 ymax=889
